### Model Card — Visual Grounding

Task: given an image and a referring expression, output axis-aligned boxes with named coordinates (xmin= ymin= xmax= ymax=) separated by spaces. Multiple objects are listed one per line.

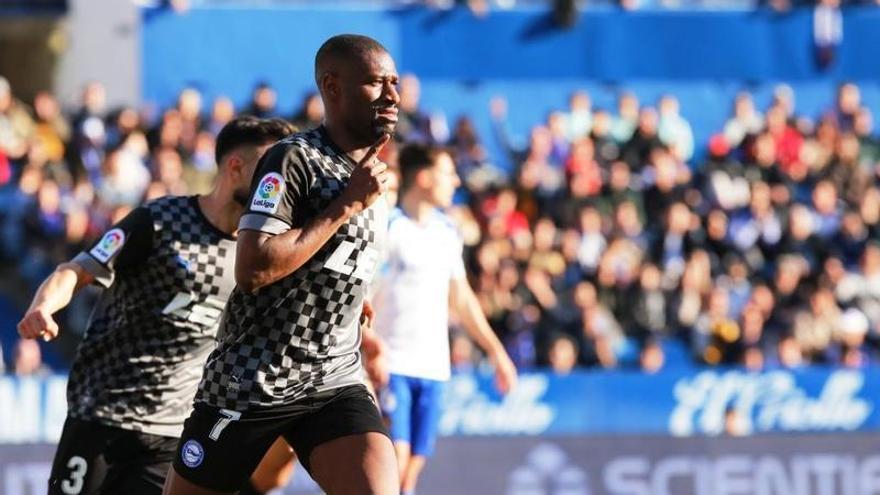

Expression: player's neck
xmin=322 ymin=120 xmax=373 ymax=163
xmin=400 ymin=193 xmax=433 ymax=224
xmin=198 ymin=191 xmax=242 ymax=236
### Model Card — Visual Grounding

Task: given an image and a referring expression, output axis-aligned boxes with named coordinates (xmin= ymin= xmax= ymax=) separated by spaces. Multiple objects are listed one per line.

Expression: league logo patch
xmin=89 ymin=228 xmax=125 ymax=264
xmin=181 ymin=439 xmax=205 ymax=468
xmin=251 ymin=172 xmax=284 ymax=214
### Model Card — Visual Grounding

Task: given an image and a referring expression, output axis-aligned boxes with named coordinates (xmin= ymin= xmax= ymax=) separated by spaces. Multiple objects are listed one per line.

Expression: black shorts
xmin=172 ymin=384 xmax=389 ymax=492
xmin=49 ymin=417 xmax=177 ymax=495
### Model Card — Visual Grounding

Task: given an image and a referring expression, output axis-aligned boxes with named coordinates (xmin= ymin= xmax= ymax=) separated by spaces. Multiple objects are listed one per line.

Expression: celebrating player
xmin=163 ymin=34 xmax=400 ymax=495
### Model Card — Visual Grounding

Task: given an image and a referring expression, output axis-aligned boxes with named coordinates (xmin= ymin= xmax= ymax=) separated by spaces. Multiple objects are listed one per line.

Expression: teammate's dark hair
xmin=314 ymin=34 xmax=388 ymax=86
xmin=398 ymin=143 xmax=448 ymax=193
xmin=215 ymin=117 xmax=296 ymax=165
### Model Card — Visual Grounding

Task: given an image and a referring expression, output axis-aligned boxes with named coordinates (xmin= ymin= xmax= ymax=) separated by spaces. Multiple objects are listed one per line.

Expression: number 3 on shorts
xmin=209 ymin=409 xmax=241 ymax=441
xmin=61 ymin=456 xmax=87 ymax=494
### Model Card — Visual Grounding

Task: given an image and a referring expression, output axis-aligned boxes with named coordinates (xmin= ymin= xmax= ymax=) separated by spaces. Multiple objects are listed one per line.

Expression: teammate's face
xmin=340 ymin=50 xmax=400 ymax=141
xmin=426 ymin=152 xmax=460 ymax=208
xmin=232 ymin=142 xmax=274 ymax=206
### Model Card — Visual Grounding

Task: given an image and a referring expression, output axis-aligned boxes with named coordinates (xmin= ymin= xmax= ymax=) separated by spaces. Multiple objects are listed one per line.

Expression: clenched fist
xmin=18 ymin=307 xmax=59 ymax=341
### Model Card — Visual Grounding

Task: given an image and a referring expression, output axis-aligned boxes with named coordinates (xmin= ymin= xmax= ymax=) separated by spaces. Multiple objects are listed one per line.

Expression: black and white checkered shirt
xmin=196 ymin=127 xmax=388 ymax=411
xmin=68 ymin=196 xmax=237 ymax=437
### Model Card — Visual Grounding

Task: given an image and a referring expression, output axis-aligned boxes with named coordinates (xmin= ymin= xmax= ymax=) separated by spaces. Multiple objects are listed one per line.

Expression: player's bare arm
xmin=449 ymin=277 xmax=518 ymax=394
xmin=17 ymin=262 xmax=94 ymax=341
xmin=360 ymin=300 xmax=389 ymax=388
xmin=235 ymin=134 xmax=391 ymax=293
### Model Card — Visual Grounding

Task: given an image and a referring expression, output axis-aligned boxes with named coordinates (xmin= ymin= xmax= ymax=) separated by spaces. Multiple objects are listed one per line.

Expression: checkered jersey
xmin=196 ymin=126 xmax=388 ymax=411
xmin=68 ymin=196 xmax=237 ymax=437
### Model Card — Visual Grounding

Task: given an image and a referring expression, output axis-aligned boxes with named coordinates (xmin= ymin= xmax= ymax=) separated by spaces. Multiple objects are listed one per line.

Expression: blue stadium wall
xmin=142 ymin=5 xmax=880 ymax=165
xmin=3 ymin=369 xmax=880 ymax=494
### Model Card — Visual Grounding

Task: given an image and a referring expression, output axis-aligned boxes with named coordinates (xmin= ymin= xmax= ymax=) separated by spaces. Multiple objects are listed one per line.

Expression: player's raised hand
xmin=342 ymin=133 xmax=392 ymax=213
xmin=360 ymin=301 xmax=390 ymax=388
xmin=492 ymin=352 xmax=518 ymax=395
xmin=17 ymin=307 xmax=59 ymax=341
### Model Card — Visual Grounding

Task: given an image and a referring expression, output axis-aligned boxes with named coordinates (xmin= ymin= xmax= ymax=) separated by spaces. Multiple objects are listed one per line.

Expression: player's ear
xmin=320 ymin=72 xmax=339 ymax=100
xmin=224 ymin=153 xmax=245 ymax=180
xmin=415 ymin=167 xmax=433 ymax=189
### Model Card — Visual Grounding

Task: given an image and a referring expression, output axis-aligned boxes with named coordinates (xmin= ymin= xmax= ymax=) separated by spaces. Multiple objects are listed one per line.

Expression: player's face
xmin=233 ymin=142 xmax=274 ymax=206
xmin=427 ymin=152 xmax=460 ymax=208
xmin=341 ymin=51 xmax=400 ymax=141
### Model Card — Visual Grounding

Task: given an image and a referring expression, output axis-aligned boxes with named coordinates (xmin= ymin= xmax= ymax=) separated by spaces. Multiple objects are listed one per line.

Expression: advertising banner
xmin=1 ymin=368 xmax=878 ymax=444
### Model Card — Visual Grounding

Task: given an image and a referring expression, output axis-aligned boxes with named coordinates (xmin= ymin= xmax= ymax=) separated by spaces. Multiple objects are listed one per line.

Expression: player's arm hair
xmin=18 ymin=262 xmax=95 ymax=340
xmin=450 ymin=277 xmax=518 ymax=393
xmin=235 ymin=198 xmax=360 ymax=293
xmin=28 ymin=262 xmax=94 ymax=315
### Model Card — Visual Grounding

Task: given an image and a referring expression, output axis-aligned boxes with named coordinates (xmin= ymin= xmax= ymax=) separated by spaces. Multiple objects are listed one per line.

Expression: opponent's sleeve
xmin=238 ymin=142 xmax=313 ymax=235
xmin=449 ymin=226 xmax=467 ymax=282
xmin=71 ymin=206 xmax=154 ymax=288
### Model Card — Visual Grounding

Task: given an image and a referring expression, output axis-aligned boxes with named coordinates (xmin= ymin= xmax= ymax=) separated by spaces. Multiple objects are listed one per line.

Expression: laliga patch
xmin=181 ymin=439 xmax=205 ymax=468
xmin=251 ymin=172 xmax=285 ymax=214
xmin=89 ymin=228 xmax=125 ymax=264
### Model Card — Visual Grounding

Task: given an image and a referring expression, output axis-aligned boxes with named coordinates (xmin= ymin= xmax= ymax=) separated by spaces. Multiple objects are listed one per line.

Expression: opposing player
xmin=163 ymin=34 xmax=400 ymax=495
xmin=17 ymin=117 xmax=294 ymax=495
xmin=373 ymin=144 xmax=518 ymax=495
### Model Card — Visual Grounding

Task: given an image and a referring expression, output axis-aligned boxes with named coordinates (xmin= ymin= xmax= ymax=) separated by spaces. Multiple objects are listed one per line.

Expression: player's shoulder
xmin=430 ymin=209 xmax=459 ymax=235
xmin=142 ymin=194 xmax=195 ymax=218
xmin=270 ymin=127 xmax=327 ymax=155
xmin=389 ymin=206 xmax=407 ymax=226
xmin=259 ymin=127 xmax=333 ymax=173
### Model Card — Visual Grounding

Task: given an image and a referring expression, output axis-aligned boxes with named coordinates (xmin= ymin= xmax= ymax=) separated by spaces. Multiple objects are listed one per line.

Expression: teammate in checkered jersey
xmin=165 ymin=34 xmax=400 ymax=495
xmin=16 ymin=117 xmax=295 ymax=495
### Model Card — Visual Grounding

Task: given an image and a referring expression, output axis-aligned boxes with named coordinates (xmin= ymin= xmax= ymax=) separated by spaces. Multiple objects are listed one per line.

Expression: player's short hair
xmin=314 ymin=34 xmax=389 ymax=85
xmin=215 ymin=117 xmax=296 ymax=165
xmin=398 ymin=143 xmax=449 ymax=192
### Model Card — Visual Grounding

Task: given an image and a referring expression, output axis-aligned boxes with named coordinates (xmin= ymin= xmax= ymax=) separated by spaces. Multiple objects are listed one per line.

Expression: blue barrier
xmin=2 ymin=367 xmax=877 ymax=444
xmin=440 ymin=367 xmax=879 ymax=436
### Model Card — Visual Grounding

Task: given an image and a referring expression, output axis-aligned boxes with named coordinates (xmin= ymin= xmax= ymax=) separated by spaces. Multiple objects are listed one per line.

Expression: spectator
xmin=243 ymin=81 xmax=278 ymax=118
xmin=71 ymin=81 xmax=107 ymax=147
xmin=206 ymin=96 xmax=235 ymax=136
xmin=590 ymin=109 xmax=620 ymax=166
xmin=32 ymin=90 xmax=70 ymax=163
xmin=290 ymin=91 xmax=323 ymax=131
xmin=547 ymin=333 xmax=579 ymax=375
xmin=395 ymin=73 xmax=445 ymax=144
xmin=621 ymin=107 xmax=663 ymax=170
xmin=639 ymin=338 xmax=665 ymax=374
xmin=611 ymin=91 xmax=639 ymax=144
xmin=449 ymin=332 xmax=478 ymax=373
xmin=831 ymin=82 xmax=861 ymax=132
xmin=630 ymin=263 xmax=667 ymax=341
xmin=573 ymin=280 xmax=622 ymax=368
xmin=176 ymin=87 xmax=203 ymax=157
xmin=792 ymin=287 xmax=840 ymax=363
xmin=0 ymin=76 xmax=35 ymax=161
xmin=563 ymin=90 xmax=592 ymax=141
xmin=449 ymin=115 xmax=503 ymax=194
xmin=723 ymin=92 xmax=764 ymax=149
xmin=657 ymin=94 xmax=694 ymax=163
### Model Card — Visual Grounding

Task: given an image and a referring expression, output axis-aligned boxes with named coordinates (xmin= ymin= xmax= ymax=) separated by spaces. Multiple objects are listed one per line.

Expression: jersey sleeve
xmin=72 ymin=206 xmax=154 ymax=288
xmin=449 ymin=226 xmax=467 ymax=281
xmin=238 ymin=142 xmax=313 ymax=236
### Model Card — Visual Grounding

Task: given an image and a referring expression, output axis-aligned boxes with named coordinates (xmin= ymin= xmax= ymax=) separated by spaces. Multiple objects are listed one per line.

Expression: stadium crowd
xmin=1 ymin=73 xmax=878 ymax=375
